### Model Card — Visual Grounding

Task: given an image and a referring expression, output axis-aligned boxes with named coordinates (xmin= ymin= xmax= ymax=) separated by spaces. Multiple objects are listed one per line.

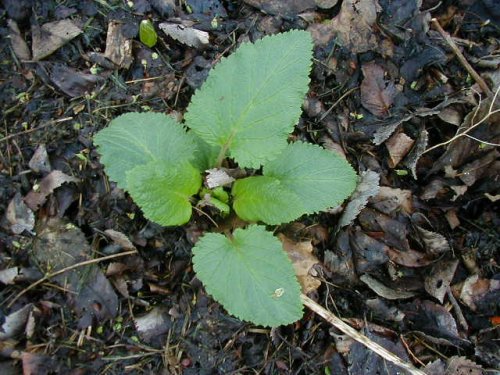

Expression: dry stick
xmin=301 ymin=294 xmax=427 ymax=375
xmin=431 ymin=18 xmax=492 ymax=96
xmin=6 ymin=250 xmax=138 ymax=308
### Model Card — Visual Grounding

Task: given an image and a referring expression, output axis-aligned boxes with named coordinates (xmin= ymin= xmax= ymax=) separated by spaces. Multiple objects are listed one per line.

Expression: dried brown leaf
xmin=32 ymin=19 xmax=82 ymax=61
xmin=24 ymin=170 xmax=79 ymax=211
xmin=385 ymin=132 xmax=415 ymax=168
xmin=7 ymin=19 xmax=31 ymax=60
xmin=28 ymin=144 xmax=51 ymax=173
xmin=424 ymin=259 xmax=459 ymax=303
xmin=458 ymin=275 xmax=500 ymax=312
xmin=331 ymin=0 xmax=382 ymax=53
xmin=360 ymin=274 xmax=417 ymax=300
xmin=360 ymin=62 xmax=397 ymax=117
xmin=279 ymin=234 xmax=321 ymax=294
xmin=6 ymin=193 xmax=35 ymax=234
xmin=370 ymin=186 xmax=413 ymax=215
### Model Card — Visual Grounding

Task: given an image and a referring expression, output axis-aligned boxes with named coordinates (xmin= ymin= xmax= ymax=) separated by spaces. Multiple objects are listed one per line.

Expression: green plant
xmin=94 ymin=31 xmax=357 ymax=327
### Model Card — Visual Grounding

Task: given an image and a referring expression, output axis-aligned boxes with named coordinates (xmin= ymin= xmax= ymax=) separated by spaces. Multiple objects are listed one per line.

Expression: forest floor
xmin=0 ymin=0 xmax=499 ymax=374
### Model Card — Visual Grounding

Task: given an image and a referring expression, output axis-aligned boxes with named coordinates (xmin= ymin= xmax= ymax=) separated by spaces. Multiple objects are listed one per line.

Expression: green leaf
xmin=139 ymin=20 xmax=157 ymax=48
xmin=232 ymin=176 xmax=305 ymax=224
xmin=192 ymin=225 xmax=303 ymax=326
xmin=185 ymin=30 xmax=313 ymax=168
xmin=94 ymin=112 xmax=196 ymax=189
xmin=126 ymin=161 xmax=201 ymax=226
xmin=264 ymin=142 xmax=357 ymax=214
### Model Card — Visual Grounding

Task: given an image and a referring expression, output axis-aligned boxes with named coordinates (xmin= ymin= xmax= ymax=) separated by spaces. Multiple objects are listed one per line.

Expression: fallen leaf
xmin=104 ymin=229 xmax=136 ymax=251
xmin=370 ymin=186 xmax=413 ymax=215
xmin=347 ymin=328 xmax=410 ymax=375
xmin=28 ymin=144 xmax=51 ymax=173
xmin=324 ymin=230 xmax=357 ymax=284
xmin=430 ymin=95 xmax=500 ymax=173
xmin=350 ymin=229 xmax=389 ymax=274
xmin=446 ymin=356 xmax=483 ymax=375
xmin=402 ymin=300 xmax=468 ymax=347
xmin=32 ymin=218 xmax=118 ymax=326
xmin=337 ymin=170 xmax=380 ymax=229
xmin=386 ymin=248 xmax=433 ymax=268
xmin=458 ymin=275 xmax=500 ymax=312
xmin=104 ymin=21 xmax=133 ymax=69
xmin=49 ymin=63 xmax=102 ymax=97
xmin=403 ymin=129 xmax=428 ymax=179
xmin=243 ymin=0 xmax=315 ymax=17
xmin=6 ymin=193 xmax=35 ymax=234
xmin=385 ymin=132 xmax=415 ymax=168
xmin=445 ymin=209 xmax=460 ymax=229
xmin=134 ymin=307 xmax=172 ymax=345
xmin=24 ymin=170 xmax=79 ymax=211
xmin=360 ymin=274 xmax=417 ymax=300
xmin=458 ymin=149 xmax=499 ymax=186
xmin=416 ymin=226 xmax=451 ymax=255
xmin=279 ymin=234 xmax=321 ymax=294
xmin=438 ymin=106 xmax=463 ymax=126
xmin=0 ymin=267 xmax=19 ymax=285
xmin=365 ymin=298 xmax=405 ymax=322
xmin=360 ymin=62 xmax=397 ymax=117
xmin=7 ymin=19 xmax=31 ymax=60
xmin=22 ymin=353 xmax=57 ymax=375
xmin=0 ymin=304 xmax=33 ymax=340
xmin=159 ymin=23 xmax=210 ymax=49
xmin=32 ymin=19 xmax=82 ymax=61
xmin=358 ymin=208 xmax=410 ymax=252
xmin=330 ymin=0 xmax=382 ymax=53
xmin=424 ymin=259 xmax=459 ymax=303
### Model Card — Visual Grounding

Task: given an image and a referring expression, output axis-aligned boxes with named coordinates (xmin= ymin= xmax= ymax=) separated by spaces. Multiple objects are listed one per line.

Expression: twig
xmin=423 ymin=85 xmax=500 ymax=154
xmin=301 ymin=294 xmax=427 ymax=375
xmin=0 ymin=117 xmax=74 ymax=143
xmin=6 ymin=250 xmax=138 ymax=308
xmin=431 ymin=18 xmax=492 ymax=96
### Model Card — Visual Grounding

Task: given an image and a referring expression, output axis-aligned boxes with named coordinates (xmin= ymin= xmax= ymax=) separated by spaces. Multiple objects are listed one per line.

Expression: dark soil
xmin=0 ymin=0 xmax=499 ymax=374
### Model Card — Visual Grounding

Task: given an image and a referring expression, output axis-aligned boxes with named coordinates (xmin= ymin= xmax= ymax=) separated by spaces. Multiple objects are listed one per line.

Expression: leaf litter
xmin=0 ymin=0 xmax=499 ymax=372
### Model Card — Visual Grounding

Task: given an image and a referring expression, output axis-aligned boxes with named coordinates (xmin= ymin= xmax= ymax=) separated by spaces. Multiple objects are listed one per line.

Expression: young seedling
xmin=94 ymin=30 xmax=357 ymax=327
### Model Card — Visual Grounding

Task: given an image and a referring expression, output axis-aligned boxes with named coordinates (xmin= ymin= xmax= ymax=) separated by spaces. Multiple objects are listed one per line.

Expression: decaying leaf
xmin=337 ymin=170 xmax=380 ymax=229
xmin=360 ymin=274 xmax=417 ymax=300
xmin=416 ymin=226 xmax=451 ymax=255
xmin=279 ymin=234 xmax=321 ymax=294
xmin=424 ymin=356 xmax=483 ymax=375
xmin=424 ymin=259 xmax=459 ymax=303
xmin=7 ymin=19 xmax=31 ymax=60
xmin=32 ymin=19 xmax=82 ymax=61
xmin=458 ymin=149 xmax=499 ymax=187
xmin=358 ymin=208 xmax=410 ymax=252
xmin=386 ymin=248 xmax=432 ymax=268
xmin=403 ymin=129 xmax=428 ymax=179
xmin=104 ymin=21 xmax=133 ymax=69
xmin=0 ymin=267 xmax=19 ymax=285
xmin=360 ymin=62 xmax=397 ymax=117
xmin=6 ymin=193 xmax=35 ymax=234
xmin=330 ymin=0 xmax=382 ymax=53
xmin=49 ymin=63 xmax=102 ymax=97
xmin=402 ymin=300 xmax=468 ymax=347
xmin=350 ymin=229 xmax=389 ymax=273
xmin=370 ymin=186 xmax=413 ymax=215
xmin=159 ymin=23 xmax=209 ymax=49
xmin=24 ymin=170 xmax=79 ymax=211
xmin=458 ymin=275 xmax=500 ymax=312
xmin=0 ymin=304 xmax=33 ymax=340
xmin=32 ymin=218 xmax=118 ymax=326
xmin=28 ymin=144 xmax=51 ymax=173
xmin=243 ymin=0 xmax=315 ymax=16
xmin=385 ymin=132 xmax=414 ymax=168
xmin=134 ymin=307 xmax=172 ymax=345
xmin=104 ymin=229 xmax=136 ymax=251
